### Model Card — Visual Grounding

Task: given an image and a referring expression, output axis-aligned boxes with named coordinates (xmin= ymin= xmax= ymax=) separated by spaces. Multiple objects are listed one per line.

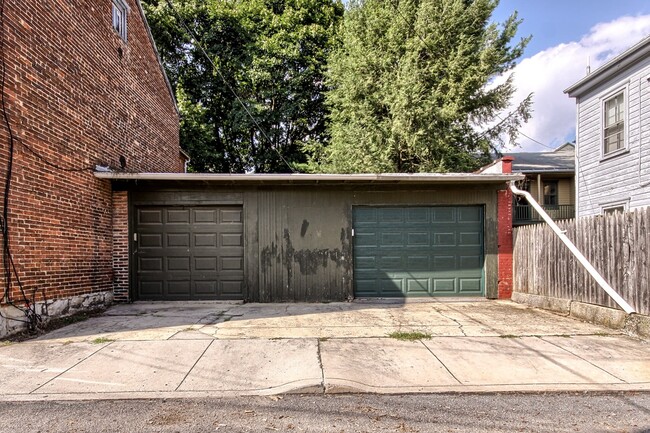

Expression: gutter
xmin=510 ymin=182 xmax=635 ymax=314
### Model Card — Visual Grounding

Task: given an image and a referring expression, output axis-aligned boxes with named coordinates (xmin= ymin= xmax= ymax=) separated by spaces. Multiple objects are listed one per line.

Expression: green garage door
xmin=353 ymin=206 xmax=484 ymax=297
xmin=134 ymin=206 xmax=244 ymax=300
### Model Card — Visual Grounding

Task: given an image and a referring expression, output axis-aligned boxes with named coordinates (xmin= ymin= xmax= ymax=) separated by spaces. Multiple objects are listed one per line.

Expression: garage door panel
xmin=407 ymin=255 xmax=429 ymax=271
xmin=353 ymin=206 xmax=483 ymax=298
xmin=433 ymin=232 xmax=456 ymax=246
xmin=168 ymin=280 xmax=191 ymax=296
xmin=433 ymin=256 xmax=456 ymax=271
xmin=194 ymin=233 xmax=217 ymax=247
xmin=379 ymin=255 xmax=403 ymax=269
xmin=407 ymin=232 xmax=429 ymax=245
xmin=433 ymin=279 xmax=456 ymax=293
xmin=138 ymin=209 xmax=163 ymax=225
xmin=167 ymin=256 xmax=190 ymax=271
xmin=194 ymin=257 xmax=217 ymax=271
xmin=139 ymin=233 xmax=163 ymax=248
xmin=432 ymin=207 xmax=455 ymax=222
xmin=406 ymin=208 xmax=430 ymax=223
xmin=135 ymin=205 xmax=244 ymax=301
xmin=221 ymin=280 xmax=244 ymax=297
xmin=459 ymin=278 xmax=482 ymax=293
xmin=380 ymin=232 xmax=404 ymax=246
xmin=138 ymin=257 xmax=163 ymax=272
xmin=459 ymin=232 xmax=481 ymax=246
xmin=380 ymin=278 xmax=403 ymax=295
xmin=166 ymin=209 xmax=190 ymax=224
xmin=194 ymin=209 xmax=217 ymax=224
xmin=167 ymin=233 xmax=190 ymax=247
xmin=219 ymin=209 xmax=242 ymax=224
xmin=355 ymin=232 xmax=377 ymax=247
xmin=458 ymin=207 xmax=482 ymax=222
xmin=194 ymin=281 xmax=217 ymax=296
xmin=406 ymin=278 xmax=429 ymax=294
xmin=139 ymin=281 xmax=163 ymax=297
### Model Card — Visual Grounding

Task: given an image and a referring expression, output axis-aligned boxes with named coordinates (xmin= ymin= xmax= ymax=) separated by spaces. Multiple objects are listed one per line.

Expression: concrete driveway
xmin=0 ymin=299 xmax=649 ymax=400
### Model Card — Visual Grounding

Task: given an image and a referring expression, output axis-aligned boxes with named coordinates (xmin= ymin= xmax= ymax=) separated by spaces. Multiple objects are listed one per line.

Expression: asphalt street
xmin=1 ymin=392 xmax=649 ymax=433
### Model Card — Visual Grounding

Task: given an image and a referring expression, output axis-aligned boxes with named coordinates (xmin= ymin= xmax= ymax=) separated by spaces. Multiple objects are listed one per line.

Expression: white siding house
xmin=565 ymin=36 xmax=650 ymax=217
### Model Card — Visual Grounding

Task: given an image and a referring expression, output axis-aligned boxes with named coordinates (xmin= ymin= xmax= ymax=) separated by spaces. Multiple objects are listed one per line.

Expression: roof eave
xmin=135 ymin=0 xmax=179 ymax=115
xmin=94 ymin=172 xmax=524 ymax=184
xmin=564 ymin=36 xmax=650 ymax=98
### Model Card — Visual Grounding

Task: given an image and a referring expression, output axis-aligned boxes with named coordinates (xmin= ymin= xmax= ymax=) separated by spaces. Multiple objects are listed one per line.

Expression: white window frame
xmin=601 ymin=199 xmax=629 ymax=215
xmin=112 ymin=0 xmax=128 ymax=42
xmin=600 ymin=86 xmax=628 ymax=160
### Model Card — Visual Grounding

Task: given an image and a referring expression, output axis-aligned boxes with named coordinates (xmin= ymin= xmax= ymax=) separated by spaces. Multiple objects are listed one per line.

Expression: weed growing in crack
xmin=91 ymin=337 xmax=114 ymax=344
xmin=388 ymin=331 xmax=431 ymax=341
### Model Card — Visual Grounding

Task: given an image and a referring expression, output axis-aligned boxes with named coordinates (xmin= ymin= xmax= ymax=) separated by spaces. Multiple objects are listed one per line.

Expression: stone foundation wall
xmin=0 ymin=291 xmax=113 ymax=339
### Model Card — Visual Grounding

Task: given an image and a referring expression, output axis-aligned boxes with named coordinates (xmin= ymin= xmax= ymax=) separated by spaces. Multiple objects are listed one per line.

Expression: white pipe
xmin=510 ymin=181 xmax=636 ymax=314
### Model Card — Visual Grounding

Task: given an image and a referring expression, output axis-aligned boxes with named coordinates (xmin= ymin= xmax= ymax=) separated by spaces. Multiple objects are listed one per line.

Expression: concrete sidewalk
xmin=0 ymin=300 xmax=648 ymax=401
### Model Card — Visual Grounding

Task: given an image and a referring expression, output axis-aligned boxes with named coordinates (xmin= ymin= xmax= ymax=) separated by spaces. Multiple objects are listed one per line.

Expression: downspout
xmin=509 ymin=181 xmax=635 ymax=314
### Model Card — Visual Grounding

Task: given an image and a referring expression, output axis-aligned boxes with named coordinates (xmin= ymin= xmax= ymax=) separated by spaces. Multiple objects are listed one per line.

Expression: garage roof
xmin=94 ymin=172 xmax=523 ymax=185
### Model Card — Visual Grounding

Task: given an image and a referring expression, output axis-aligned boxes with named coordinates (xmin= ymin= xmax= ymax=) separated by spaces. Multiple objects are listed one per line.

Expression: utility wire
xmin=164 ymin=0 xmax=296 ymax=173
xmin=516 ymin=130 xmax=556 ymax=150
xmin=0 ymin=0 xmax=41 ymax=331
xmin=19 ymin=141 xmax=95 ymax=172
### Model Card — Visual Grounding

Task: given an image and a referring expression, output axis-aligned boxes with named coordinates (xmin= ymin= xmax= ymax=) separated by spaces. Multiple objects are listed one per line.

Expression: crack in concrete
xmin=316 ymin=339 xmax=326 ymax=394
xmin=434 ymin=308 xmax=467 ymax=337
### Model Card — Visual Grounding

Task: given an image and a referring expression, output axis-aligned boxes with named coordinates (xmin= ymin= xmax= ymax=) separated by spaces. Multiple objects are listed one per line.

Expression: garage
xmin=134 ymin=205 xmax=244 ymax=300
xmin=353 ymin=206 xmax=484 ymax=297
xmin=104 ymin=173 xmax=520 ymax=302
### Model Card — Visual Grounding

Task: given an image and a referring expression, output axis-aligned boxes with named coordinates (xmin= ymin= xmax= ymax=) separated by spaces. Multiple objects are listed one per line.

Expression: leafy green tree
xmin=309 ymin=0 xmax=531 ymax=173
xmin=142 ymin=0 xmax=344 ymax=173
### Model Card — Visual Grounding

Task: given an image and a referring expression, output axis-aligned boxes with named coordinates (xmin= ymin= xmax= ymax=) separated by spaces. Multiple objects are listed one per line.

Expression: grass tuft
xmin=388 ymin=331 xmax=431 ymax=341
xmin=91 ymin=337 xmax=114 ymax=344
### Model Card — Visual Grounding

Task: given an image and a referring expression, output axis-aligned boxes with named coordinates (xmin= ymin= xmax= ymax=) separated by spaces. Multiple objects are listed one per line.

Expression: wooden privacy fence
xmin=513 ymin=207 xmax=650 ymax=316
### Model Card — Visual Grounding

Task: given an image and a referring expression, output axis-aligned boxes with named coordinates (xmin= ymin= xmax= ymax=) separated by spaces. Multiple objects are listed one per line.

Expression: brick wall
xmin=0 ymin=0 xmax=180 ymax=306
xmin=497 ymin=157 xmax=514 ymax=299
xmin=112 ymin=191 xmax=129 ymax=302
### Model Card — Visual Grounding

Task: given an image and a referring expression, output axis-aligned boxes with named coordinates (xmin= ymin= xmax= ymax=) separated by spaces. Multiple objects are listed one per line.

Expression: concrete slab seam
xmin=30 ymin=341 xmax=114 ymax=394
xmin=174 ymin=340 xmax=215 ymax=392
xmin=537 ymin=336 xmax=627 ymax=383
xmin=419 ymin=340 xmax=462 ymax=385
xmin=316 ymin=339 xmax=325 ymax=393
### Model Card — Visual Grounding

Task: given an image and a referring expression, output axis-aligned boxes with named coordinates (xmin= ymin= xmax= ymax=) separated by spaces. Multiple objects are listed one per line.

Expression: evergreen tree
xmin=309 ymin=0 xmax=531 ymax=173
xmin=142 ymin=0 xmax=344 ymax=172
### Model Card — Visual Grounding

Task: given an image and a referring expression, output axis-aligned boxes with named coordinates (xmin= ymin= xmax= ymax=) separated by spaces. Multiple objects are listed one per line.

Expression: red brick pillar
xmin=112 ymin=191 xmax=130 ymax=302
xmin=497 ymin=157 xmax=514 ymax=299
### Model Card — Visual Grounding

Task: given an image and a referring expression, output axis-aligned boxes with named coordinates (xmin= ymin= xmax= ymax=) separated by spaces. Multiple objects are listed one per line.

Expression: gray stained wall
xmin=128 ymin=184 xmax=501 ymax=302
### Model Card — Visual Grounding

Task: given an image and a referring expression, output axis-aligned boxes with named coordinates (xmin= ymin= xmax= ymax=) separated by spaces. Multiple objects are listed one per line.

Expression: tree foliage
xmin=142 ymin=0 xmax=344 ymax=172
xmin=308 ymin=0 xmax=532 ymax=173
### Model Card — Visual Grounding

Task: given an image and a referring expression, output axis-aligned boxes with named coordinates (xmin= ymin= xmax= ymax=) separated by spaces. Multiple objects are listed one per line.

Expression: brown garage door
xmin=134 ymin=206 xmax=244 ymax=300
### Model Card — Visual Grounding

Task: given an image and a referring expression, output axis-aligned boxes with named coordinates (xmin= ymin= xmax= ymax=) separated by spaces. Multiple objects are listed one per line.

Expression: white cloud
xmin=502 ymin=14 xmax=650 ymax=152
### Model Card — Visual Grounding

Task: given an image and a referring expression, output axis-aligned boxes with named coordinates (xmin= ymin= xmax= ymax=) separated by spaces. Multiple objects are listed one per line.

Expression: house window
xmin=603 ymin=206 xmax=624 ymax=215
xmin=602 ymin=200 xmax=628 ymax=215
xmin=112 ymin=0 xmax=127 ymax=41
xmin=603 ymin=91 xmax=625 ymax=155
xmin=543 ymin=181 xmax=558 ymax=206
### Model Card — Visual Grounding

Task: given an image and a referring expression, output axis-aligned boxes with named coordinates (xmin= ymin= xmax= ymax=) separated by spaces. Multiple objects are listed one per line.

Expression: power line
xmin=164 ymin=0 xmax=296 ymax=173
xmin=516 ymin=130 xmax=556 ymax=150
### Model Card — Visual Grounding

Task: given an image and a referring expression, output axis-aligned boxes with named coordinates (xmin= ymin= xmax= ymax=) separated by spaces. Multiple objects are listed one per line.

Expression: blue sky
xmin=493 ymin=0 xmax=650 ymax=56
xmin=491 ymin=0 xmax=650 ymax=151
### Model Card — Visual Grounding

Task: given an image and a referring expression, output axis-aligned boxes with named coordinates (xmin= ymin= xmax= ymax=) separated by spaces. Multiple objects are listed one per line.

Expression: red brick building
xmin=0 ymin=0 xmax=181 ymax=336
